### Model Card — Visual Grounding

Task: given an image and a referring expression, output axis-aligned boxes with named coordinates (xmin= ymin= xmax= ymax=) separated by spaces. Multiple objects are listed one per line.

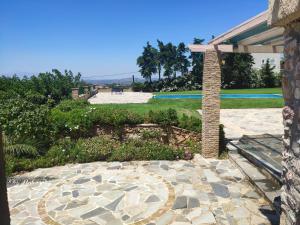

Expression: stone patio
xmin=198 ymin=108 xmax=283 ymax=139
xmin=8 ymin=155 xmax=278 ymax=225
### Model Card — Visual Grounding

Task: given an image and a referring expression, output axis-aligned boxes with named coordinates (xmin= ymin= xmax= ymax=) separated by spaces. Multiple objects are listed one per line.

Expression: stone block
xmin=201 ymin=49 xmax=221 ymax=158
xmin=269 ymin=0 xmax=300 ymax=26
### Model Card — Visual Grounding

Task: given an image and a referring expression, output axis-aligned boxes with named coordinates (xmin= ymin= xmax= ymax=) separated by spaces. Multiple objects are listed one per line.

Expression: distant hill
xmin=84 ymin=77 xmax=145 ymax=85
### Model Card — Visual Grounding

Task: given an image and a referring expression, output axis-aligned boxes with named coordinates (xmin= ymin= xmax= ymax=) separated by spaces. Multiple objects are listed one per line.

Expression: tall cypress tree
xmin=261 ymin=59 xmax=276 ymax=88
xmin=189 ymin=38 xmax=204 ymax=85
xmin=221 ymin=53 xmax=254 ymax=89
xmin=136 ymin=42 xmax=158 ymax=83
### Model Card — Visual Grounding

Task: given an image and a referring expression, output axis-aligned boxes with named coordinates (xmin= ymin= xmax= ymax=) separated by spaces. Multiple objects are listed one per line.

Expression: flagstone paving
xmin=8 ymin=155 xmax=279 ymax=225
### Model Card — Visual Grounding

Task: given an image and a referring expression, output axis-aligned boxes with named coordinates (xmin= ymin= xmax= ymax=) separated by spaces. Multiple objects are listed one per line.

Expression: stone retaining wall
xmin=95 ymin=124 xmax=201 ymax=151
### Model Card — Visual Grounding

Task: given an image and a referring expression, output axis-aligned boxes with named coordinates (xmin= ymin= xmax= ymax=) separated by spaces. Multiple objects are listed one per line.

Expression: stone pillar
xmin=281 ymin=22 xmax=300 ymax=225
xmin=269 ymin=1 xmax=300 ymax=223
xmin=71 ymin=88 xmax=79 ymax=100
xmin=201 ymin=48 xmax=221 ymax=158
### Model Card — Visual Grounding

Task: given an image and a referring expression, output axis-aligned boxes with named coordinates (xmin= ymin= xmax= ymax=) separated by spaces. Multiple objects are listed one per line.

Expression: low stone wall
xmin=95 ymin=123 xmax=201 ymax=150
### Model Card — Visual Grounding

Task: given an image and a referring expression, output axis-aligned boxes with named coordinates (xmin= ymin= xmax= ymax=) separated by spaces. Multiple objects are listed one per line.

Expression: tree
xmin=175 ymin=43 xmax=190 ymax=76
xmin=0 ymin=130 xmax=10 ymax=225
xmin=221 ymin=53 xmax=254 ymax=89
xmin=157 ymin=40 xmax=165 ymax=81
xmin=137 ymin=42 xmax=158 ymax=83
xmin=163 ymin=43 xmax=177 ymax=79
xmin=261 ymin=59 xmax=276 ymax=88
xmin=190 ymin=38 xmax=205 ymax=85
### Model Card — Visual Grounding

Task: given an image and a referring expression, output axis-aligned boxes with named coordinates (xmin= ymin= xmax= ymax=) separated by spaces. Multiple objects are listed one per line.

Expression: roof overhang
xmin=189 ymin=10 xmax=284 ymax=54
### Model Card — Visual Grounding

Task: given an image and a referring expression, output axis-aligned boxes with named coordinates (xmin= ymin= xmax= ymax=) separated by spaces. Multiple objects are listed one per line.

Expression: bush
xmin=45 ymin=138 xmax=77 ymax=165
xmin=132 ymin=82 xmax=145 ymax=92
xmin=0 ymin=98 xmax=53 ymax=152
xmin=109 ymin=139 xmax=184 ymax=161
xmin=4 ymin=144 xmax=38 ymax=158
xmin=148 ymin=108 xmax=178 ymax=127
xmin=141 ymin=130 xmax=161 ymax=140
xmin=179 ymin=114 xmax=202 ymax=132
xmin=91 ymin=108 xmax=143 ymax=127
xmin=51 ymin=101 xmax=144 ymax=139
xmin=55 ymin=99 xmax=90 ymax=112
xmin=51 ymin=106 xmax=94 ymax=139
xmin=75 ymin=137 xmax=115 ymax=162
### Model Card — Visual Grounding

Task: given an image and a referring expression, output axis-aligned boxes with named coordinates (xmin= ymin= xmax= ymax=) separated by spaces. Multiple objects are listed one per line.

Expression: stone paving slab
xmin=8 ymin=155 xmax=278 ymax=225
xmin=198 ymin=109 xmax=283 ymax=139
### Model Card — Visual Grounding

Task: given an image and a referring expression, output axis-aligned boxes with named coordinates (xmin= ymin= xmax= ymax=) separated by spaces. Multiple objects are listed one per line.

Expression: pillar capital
xmin=269 ymin=0 xmax=300 ymax=26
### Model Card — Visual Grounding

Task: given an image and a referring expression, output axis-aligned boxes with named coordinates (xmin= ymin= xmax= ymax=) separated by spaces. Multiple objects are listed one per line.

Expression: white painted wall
xmin=251 ymin=53 xmax=283 ymax=72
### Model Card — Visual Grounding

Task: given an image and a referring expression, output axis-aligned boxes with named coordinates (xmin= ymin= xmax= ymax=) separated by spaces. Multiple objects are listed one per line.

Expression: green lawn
xmin=155 ymin=88 xmax=282 ymax=95
xmin=93 ymin=88 xmax=283 ymax=118
xmin=94 ymin=98 xmax=284 ymax=119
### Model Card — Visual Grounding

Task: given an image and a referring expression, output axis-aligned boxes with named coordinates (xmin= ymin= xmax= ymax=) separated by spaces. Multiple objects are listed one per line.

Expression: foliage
xmin=55 ymin=99 xmax=90 ymax=112
xmin=260 ymin=59 xmax=277 ymax=88
xmin=141 ymin=130 xmax=162 ymax=140
xmin=222 ymin=53 xmax=255 ymax=89
xmin=0 ymin=98 xmax=53 ymax=151
xmin=4 ymin=144 xmax=38 ymax=158
xmin=109 ymin=139 xmax=184 ymax=161
xmin=75 ymin=137 xmax=116 ymax=162
xmin=51 ymin=106 xmax=94 ymax=139
xmin=148 ymin=108 xmax=179 ymax=126
xmin=45 ymin=138 xmax=78 ymax=165
xmin=189 ymin=38 xmax=204 ymax=85
xmin=179 ymin=114 xmax=202 ymax=132
xmin=137 ymin=42 xmax=158 ymax=82
xmin=0 ymin=69 xmax=82 ymax=103
xmin=132 ymin=82 xmax=145 ymax=92
xmin=51 ymin=100 xmax=143 ymax=139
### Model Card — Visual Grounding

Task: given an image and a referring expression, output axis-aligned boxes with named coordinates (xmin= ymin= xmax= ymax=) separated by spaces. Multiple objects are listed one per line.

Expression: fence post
xmin=0 ymin=131 xmax=10 ymax=225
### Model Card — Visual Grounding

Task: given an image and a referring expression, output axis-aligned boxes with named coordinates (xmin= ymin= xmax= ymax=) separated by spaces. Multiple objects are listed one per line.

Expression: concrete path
xmin=8 ymin=155 xmax=277 ymax=225
xmin=88 ymin=92 xmax=153 ymax=104
xmin=198 ymin=108 xmax=283 ymax=139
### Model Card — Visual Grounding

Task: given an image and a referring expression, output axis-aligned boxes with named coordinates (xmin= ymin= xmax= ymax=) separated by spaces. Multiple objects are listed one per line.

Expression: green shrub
xmin=141 ymin=130 xmax=161 ymax=140
xmin=148 ymin=108 xmax=179 ymax=127
xmin=50 ymin=107 xmax=94 ymax=139
xmin=4 ymin=144 xmax=38 ymax=158
xmin=132 ymin=82 xmax=145 ymax=92
xmin=5 ymin=156 xmax=36 ymax=175
xmin=45 ymin=138 xmax=77 ymax=165
xmin=25 ymin=91 xmax=48 ymax=105
xmin=109 ymin=139 xmax=184 ymax=161
xmin=91 ymin=108 xmax=143 ymax=127
xmin=0 ymin=98 xmax=53 ymax=152
xmin=56 ymin=99 xmax=90 ymax=112
xmin=179 ymin=114 xmax=202 ymax=132
xmin=75 ymin=136 xmax=115 ymax=162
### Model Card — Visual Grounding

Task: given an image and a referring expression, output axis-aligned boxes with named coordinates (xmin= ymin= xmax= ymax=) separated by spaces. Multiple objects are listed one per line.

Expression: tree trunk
xmin=158 ymin=68 xmax=161 ymax=81
xmin=0 ymin=131 xmax=10 ymax=225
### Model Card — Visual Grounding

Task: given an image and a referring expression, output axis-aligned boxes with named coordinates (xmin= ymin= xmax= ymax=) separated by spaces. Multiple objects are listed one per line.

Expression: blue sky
xmin=0 ymin=0 xmax=267 ymax=79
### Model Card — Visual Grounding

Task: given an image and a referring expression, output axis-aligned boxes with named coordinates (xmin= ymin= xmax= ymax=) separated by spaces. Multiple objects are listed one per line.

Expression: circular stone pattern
xmin=40 ymin=167 xmax=171 ymax=225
